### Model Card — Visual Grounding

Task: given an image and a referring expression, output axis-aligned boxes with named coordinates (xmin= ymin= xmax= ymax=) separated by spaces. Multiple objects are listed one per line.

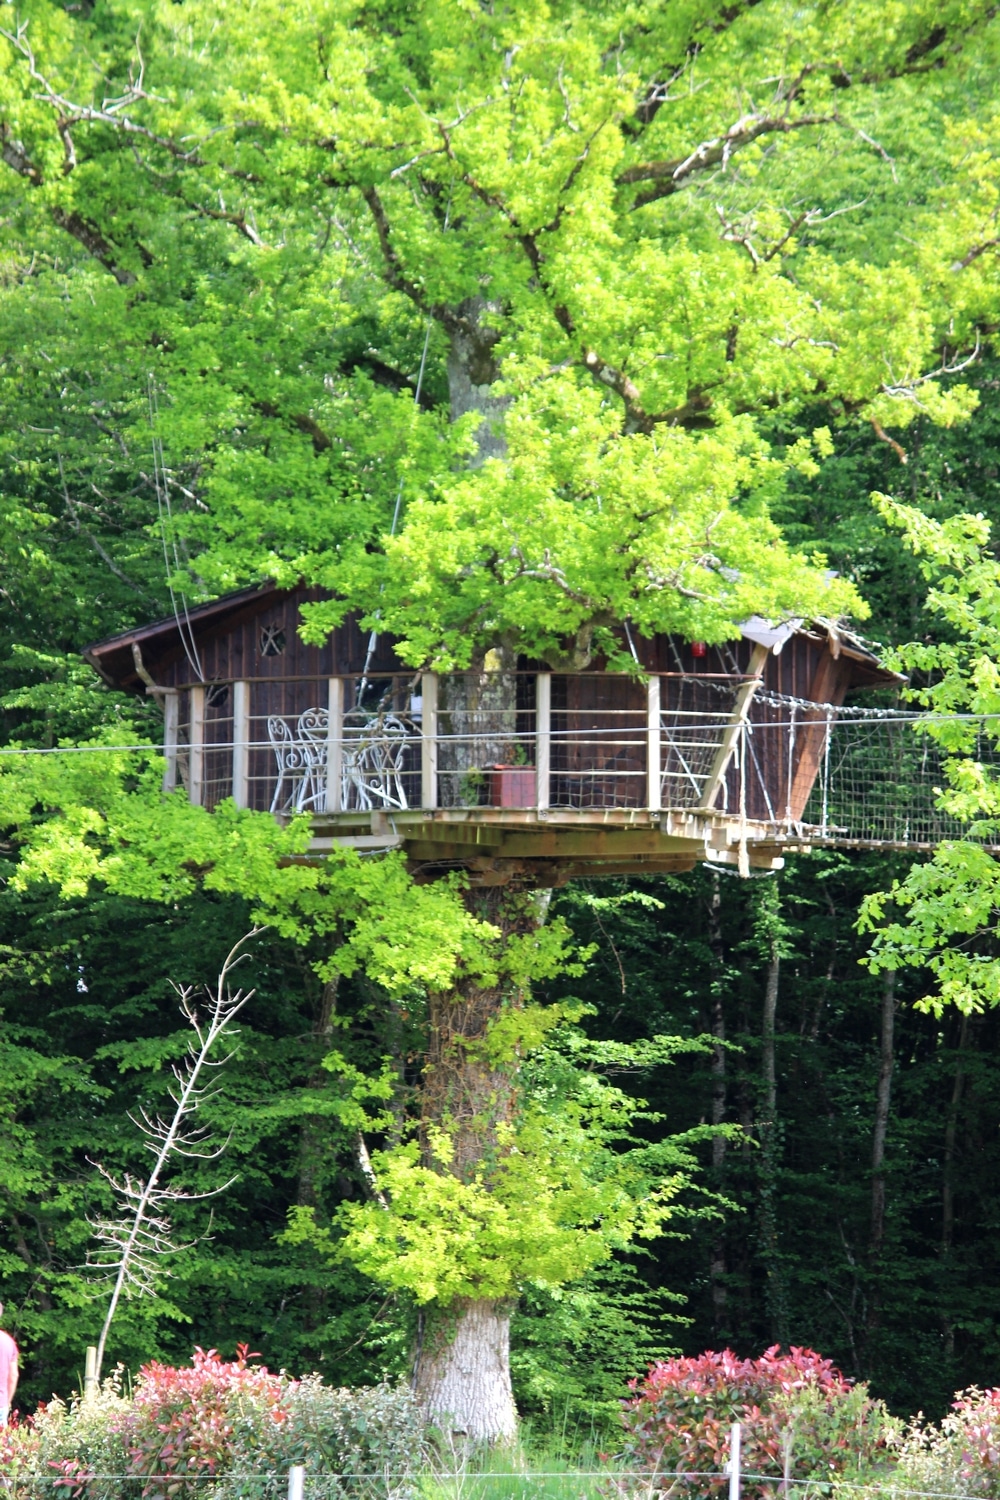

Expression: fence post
xmin=536 ymin=672 xmax=551 ymax=812
xmin=189 ymin=685 xmax=205 ymax=807
xmin=84 ymin=1345 xmax=98 ymax=1401
xmin=326 ymin=677 xmax=344 ymax=813
xmin=288 ymin=1465 xmax=305 ymax=1500
xmin=232 ymin=680 xmax=250 ymax=809
xmin=646 ymin=674 xmax=662 ymax=812
xmin=421 ymin=672 xmax=438 ymax=810
xmin=728 ymin=1420 xmax=741 ymax=1500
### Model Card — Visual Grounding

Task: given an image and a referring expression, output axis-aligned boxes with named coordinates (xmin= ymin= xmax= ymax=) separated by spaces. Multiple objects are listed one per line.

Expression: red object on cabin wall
xmin=488 ymin=766 xmax=536 ymax=808
xmin=691 ymin=642 xmax=708 ymax=658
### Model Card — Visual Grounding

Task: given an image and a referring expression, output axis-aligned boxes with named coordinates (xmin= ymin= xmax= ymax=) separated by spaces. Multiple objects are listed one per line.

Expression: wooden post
xmin=326 ymin=677 xmax=344 ymax=813
xmin=421 ymin=672 xmax=438 ymax=810
xmin=646 ymin=674 xmax=662 ymax=812
xmin=288 ymin=1465 xmax=305 ymax=1500
xmin=697 ymin=643 xmax=769 ymax=812
xmin=84 ymin=1345 xmax=98 ymax=1401
xmin=231 ymin=680 xmax=249 ymax=808
xmin=162 ymin=690 xmax=179 ymax=793
xmin=188 ymin=685 xmax=205 ymax=807
xmin=536 ymin=672 xmax=551 ymax=812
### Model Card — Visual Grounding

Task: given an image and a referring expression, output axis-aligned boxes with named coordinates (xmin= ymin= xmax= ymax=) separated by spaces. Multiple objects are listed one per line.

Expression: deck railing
xmin=162 ymin=672 xmax=999 ymax=849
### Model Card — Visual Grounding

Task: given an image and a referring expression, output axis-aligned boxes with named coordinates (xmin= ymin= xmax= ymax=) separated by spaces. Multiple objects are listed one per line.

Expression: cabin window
xmin=260 ymin=624 xmax=286 ymax=657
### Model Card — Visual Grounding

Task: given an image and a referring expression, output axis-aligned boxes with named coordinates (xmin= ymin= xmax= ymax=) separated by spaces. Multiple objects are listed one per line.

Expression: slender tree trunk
xmin=297 ymin=976 xmax=341 ymax=1210
xmin=758 ymin=937 xmax=786 ymax=1340
xmin=411 ymin=887 xmax=532 ymax=1442
xmin=869 ymin=969 xmax=896 ymax=1257
xmin=706 ymin=872 xmax=728 ymax=1336
xmin=941 ymin=1012 xmax=970 ymax=1358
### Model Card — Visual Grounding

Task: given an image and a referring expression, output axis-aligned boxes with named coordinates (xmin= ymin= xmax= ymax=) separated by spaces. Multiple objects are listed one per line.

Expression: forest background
xmin=1 ymin=0 xmax=1000 ymax=1437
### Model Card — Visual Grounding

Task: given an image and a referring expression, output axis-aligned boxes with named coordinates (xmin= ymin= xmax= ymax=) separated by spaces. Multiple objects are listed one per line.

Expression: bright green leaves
xmin=3 ymin=0 xmax=996 ymax=672
xmin=288 ymin=1016 xmax=717 ymax=1306
xmin=302 ymin=397 xmax=863 ymax=669
xmin=859 ymin=498 xmax=1000 ymax=1014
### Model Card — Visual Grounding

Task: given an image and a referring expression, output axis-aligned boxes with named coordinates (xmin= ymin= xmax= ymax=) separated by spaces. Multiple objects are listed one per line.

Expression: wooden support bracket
xmin=697 ymin=643 xmax=769 ymax=811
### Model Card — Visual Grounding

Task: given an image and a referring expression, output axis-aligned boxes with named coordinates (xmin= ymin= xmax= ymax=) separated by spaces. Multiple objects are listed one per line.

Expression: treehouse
xmin=84 ymin=583 xmax=919 ymax=886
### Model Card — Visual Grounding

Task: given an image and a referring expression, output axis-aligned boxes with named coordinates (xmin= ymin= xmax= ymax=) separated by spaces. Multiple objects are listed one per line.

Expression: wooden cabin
xmin=83 ymin=585 xmax=899 ymax=885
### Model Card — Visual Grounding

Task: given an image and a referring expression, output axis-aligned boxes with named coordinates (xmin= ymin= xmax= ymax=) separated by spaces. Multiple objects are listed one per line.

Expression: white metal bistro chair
xmin=267 ymin=708 xmax=412 ymax=814
xmin=341 ymin=710 xmax=411 ymax=810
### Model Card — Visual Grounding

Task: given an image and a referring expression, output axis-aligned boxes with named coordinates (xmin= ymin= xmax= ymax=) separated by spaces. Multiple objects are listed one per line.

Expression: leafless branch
xmin=88 ymin=930 xmax=265 ymax=1378
xmin=881 ymin=335 xmax=982 ymax=405
xmin=618 ymin=97 xmax=837 ymax=209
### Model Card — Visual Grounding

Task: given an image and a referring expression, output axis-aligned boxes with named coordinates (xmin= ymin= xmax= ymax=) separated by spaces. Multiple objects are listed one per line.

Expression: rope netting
xmin=747 ymin=692 xmax=1000 ymax=849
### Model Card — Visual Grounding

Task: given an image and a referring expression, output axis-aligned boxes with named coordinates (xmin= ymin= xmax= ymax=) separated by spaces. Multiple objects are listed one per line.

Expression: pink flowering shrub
xmin=621 ymin=1346 xmax=895 ymax=1497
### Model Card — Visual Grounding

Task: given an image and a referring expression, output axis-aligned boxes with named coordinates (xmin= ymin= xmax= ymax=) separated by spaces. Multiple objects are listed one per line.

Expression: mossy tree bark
xmin=411 ymin=887 xmax=533 ymax=1443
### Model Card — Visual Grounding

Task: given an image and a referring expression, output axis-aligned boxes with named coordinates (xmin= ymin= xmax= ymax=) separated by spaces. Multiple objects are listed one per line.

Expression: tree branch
xmin=359 ymin=183 xmax=468 ymax=338
xmin=951 ymin=237 xmax=1000 ymax=272
xmin=618 ymin=109 xmax=836 ymax=209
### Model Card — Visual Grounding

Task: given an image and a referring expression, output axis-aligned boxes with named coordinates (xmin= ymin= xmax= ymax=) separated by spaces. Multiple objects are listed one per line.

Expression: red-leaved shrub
xmin=121 ymin=1344 xmax=288 ymax=1497
xmin=621 ymin=1346 xmax=893 ymax=1497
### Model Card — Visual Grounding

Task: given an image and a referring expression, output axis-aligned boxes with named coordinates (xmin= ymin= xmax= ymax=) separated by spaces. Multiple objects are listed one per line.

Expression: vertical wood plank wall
xmin=162 ymin=690 xmax=179 ymax=793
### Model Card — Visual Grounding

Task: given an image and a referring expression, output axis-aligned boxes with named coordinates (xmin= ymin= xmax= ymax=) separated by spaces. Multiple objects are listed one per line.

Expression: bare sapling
xmin=88 ymin=930 xmax=264 ymax=1378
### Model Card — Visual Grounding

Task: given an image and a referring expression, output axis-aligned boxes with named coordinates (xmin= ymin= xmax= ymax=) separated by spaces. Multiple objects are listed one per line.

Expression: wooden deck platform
xmin=304 ymin=805 xmax=795 ymax=885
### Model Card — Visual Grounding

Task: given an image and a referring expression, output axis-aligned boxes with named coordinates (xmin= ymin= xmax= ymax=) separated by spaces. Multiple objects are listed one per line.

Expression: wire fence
xmin=0 ymin=1468 xmax=991 ymax=1500
xmin=7 ymin=686 xmax=1000 ymax=852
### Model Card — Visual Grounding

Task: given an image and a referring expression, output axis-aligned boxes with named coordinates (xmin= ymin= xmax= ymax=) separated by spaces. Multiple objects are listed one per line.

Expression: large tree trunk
xmin=447 ymin=296 xmax=509 ymax=467
xmin=413 ymin=1297 xmax=517 ymax=1442
xmin=411 ymin=888 xmax=532 ymax=1443
xmin=437 ymin=653 xmax=520 ymax=807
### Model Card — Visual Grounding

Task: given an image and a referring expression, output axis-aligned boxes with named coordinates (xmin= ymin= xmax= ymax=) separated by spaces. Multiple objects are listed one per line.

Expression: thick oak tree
xmin=3 ymin=0 xmax=1000 ymax=1441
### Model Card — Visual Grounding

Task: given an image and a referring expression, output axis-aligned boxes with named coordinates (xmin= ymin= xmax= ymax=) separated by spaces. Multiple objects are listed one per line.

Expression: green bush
xmin=891 ymin=1386 xmax=1000 ymax=1500
xmin=0 ymin=1348 xmax=426 ymax=1500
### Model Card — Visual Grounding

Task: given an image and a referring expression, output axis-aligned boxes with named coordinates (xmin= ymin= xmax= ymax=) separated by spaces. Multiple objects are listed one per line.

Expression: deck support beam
xmin=697 ymin=643 xmax=769 ymax=812
xmin=421 ymin=672 xmax=439 ymax=810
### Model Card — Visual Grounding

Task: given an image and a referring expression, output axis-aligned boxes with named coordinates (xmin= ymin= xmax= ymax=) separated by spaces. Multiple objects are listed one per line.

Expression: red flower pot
xmin=487 ymin=765 xmax=536 ymax=808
